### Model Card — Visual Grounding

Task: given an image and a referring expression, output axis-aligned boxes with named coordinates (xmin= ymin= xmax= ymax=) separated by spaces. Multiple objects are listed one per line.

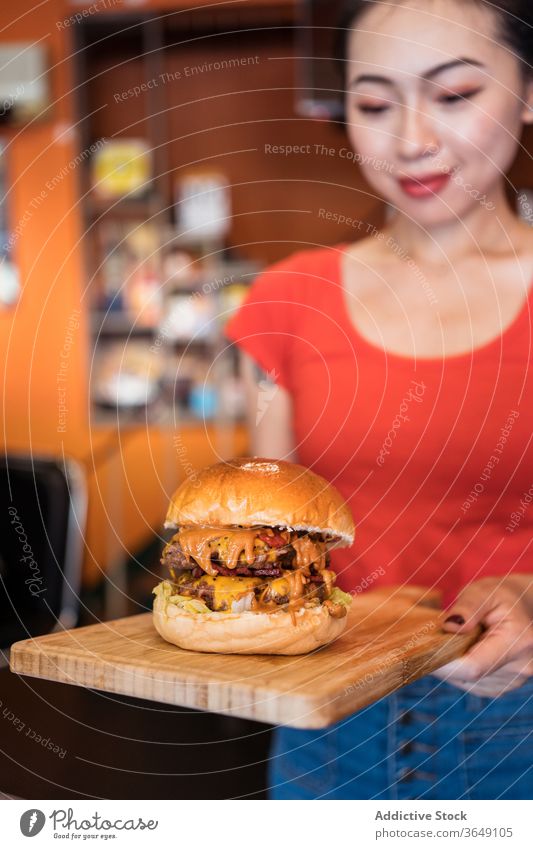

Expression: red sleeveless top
xmin=225 ymin=244 xmax=533 ymax=606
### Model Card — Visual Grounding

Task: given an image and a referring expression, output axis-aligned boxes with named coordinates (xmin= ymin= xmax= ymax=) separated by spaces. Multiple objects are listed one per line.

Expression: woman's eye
xmin=356 ymin=103 xmax=390 ymax=114
xmin=438 ymin=88 xmax=482 ymax=104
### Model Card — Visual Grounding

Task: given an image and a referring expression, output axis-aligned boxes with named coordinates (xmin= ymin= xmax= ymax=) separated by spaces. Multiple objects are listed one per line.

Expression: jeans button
xmin=397 ymin=767 xmax=437 ymax=782
xmin=396 ymin=767 xmax=416 ymax=781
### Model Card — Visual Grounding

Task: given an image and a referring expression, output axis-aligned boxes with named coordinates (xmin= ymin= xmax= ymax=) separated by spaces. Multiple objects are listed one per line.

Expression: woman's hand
xmin=433 ymin=574 xmax=533 ymax=697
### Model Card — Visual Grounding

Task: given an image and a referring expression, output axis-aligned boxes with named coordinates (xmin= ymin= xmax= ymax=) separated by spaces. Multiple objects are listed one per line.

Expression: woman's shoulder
xmin=251 ymin=243 xmax=346 ymax=297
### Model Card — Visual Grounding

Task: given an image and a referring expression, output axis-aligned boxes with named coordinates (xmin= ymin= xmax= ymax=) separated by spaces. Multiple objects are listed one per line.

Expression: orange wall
xmin=0 ymin=0 xmax=89 ymax=446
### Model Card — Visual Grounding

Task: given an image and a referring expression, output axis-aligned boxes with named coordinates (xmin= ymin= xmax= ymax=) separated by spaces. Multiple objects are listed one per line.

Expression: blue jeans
xmin=268 ymin=675 xmax=533 ymax=799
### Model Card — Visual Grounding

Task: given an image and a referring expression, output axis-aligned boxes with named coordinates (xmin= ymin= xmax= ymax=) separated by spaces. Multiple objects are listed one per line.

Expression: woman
xmin=225 ymin=0 xmax=533 ymax=799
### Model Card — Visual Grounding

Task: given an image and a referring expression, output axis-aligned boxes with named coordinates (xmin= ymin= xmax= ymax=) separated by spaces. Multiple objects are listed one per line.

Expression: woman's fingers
xmin=448 ymin=626 xmax=516 ymax=679
xmin=440 ymin=579 xmax=510 ymax=632
xmin=436 ymin=626 xmax=512 ymax=680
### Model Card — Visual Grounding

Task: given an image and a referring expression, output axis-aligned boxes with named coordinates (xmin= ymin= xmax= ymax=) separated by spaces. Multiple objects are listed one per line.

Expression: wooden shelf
xmin=86 ymin=194 xmax=167 ymax=221
xmin=91 ymin=312 xmax=157 ymax=336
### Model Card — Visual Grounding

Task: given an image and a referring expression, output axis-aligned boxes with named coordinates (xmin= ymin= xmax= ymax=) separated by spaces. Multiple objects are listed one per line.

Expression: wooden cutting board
xmin=9 ymin=585 xmax=480 ymax=729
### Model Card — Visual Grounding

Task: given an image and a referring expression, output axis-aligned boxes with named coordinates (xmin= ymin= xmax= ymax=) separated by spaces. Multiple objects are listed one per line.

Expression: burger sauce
xmin=176 ymin=527 xmax=260 ymax=575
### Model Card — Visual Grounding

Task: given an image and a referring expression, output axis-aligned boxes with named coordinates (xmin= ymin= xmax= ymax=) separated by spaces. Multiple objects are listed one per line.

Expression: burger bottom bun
xmin=152 ymin=586 xmax=348 ymax=655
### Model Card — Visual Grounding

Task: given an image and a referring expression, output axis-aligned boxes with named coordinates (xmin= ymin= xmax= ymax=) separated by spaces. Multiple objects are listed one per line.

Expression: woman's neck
xmin=386 ymin=184 xmax=528 ymax=268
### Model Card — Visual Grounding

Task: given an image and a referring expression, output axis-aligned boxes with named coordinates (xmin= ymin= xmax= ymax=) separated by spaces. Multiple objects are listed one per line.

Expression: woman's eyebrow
xmin=349 ymin=57 xmax=485 ymax=88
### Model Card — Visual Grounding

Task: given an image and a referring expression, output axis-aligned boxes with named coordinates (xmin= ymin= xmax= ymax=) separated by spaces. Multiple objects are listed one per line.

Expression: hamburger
xmin=152 ymin=457 xmax=355 ymax=655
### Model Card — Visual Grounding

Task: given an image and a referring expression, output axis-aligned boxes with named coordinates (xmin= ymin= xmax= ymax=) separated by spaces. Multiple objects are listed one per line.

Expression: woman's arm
xmin=240 ymin=351 xmax=298 ymax=461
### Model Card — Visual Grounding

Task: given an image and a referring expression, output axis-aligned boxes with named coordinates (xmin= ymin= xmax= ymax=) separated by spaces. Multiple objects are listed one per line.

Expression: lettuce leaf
xmin=329 ymin=587 xmax=353 ymax=608
xmin=153 ymin=580 xmax=210 ymax=614
xmin=153 ymin=579 xmax=353 ymax=615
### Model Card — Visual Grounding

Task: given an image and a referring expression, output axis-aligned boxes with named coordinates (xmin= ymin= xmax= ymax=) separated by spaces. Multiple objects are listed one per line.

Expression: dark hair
xmin=335 ymin=0 xmax=533 ymax=78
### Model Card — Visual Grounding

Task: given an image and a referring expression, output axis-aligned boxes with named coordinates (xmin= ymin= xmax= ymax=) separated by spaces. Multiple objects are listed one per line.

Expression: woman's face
xmin=344 ymin=0 xmax=533 ymax=226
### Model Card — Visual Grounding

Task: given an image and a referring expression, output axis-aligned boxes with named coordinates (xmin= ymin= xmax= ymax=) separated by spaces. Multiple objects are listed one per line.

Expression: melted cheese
xmin=180 ymin=573 xmax=262 ymax=611
xmin=176 ymin=562 xmax=338 ymax=620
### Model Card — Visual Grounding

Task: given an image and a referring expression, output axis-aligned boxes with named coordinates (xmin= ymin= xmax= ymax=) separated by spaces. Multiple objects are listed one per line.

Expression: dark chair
xmin=0 ymin=457 xmax=271 ymax=800
xmin=0 ymin=454 xmax=87 ymax=652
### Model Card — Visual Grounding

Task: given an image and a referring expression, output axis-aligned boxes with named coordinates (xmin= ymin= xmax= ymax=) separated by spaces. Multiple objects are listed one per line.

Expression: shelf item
xmin=94 ymin=219 xmax=163 ymax=325
xmin=0 ymin=42 xmax=50 ymax=124
xmin=188 ymin=383 xmax=218 ymax=420
xmin=219 ymin=282 xmax=249 ymax=324
xmin=160 ymin=292 xmax=217 ymax=343
xmin=92 ymin=340 xmax=163 ymax=410
xmin=161 ymin=248 xmax=200 ymax=289
xmin=123 ymin=265 xmax=162 ymax=329
xmin=91 ymin=138 xmax=153 ymax=201
xmin=175 ymin=170 xmax=231 ymax=241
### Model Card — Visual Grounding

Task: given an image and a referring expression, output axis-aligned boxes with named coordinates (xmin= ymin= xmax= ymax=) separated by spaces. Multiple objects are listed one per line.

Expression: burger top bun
xmin=153 ymin=586 xmax=349 ymax=655
xmin=164 ymin=457 xmax=355 ymax=546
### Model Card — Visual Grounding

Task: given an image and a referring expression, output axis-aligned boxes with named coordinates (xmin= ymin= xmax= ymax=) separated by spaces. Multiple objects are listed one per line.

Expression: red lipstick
xmin=399 ymin=172 xmax=451 ymax=198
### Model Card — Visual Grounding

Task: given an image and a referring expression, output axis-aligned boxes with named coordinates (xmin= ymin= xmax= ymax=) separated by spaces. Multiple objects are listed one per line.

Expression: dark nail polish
xmin=444 ymin=614 xmax=465 ymax=625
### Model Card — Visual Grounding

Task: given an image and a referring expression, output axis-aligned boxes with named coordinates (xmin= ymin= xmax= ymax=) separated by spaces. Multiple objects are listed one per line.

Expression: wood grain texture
xmin=10 ymin=586 xmax=480 ymax=729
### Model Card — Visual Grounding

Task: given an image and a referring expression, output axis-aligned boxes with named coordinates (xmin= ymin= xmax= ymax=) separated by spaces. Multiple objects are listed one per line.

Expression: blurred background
xmin=0 ymin=0 xmax=531 ymax=800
